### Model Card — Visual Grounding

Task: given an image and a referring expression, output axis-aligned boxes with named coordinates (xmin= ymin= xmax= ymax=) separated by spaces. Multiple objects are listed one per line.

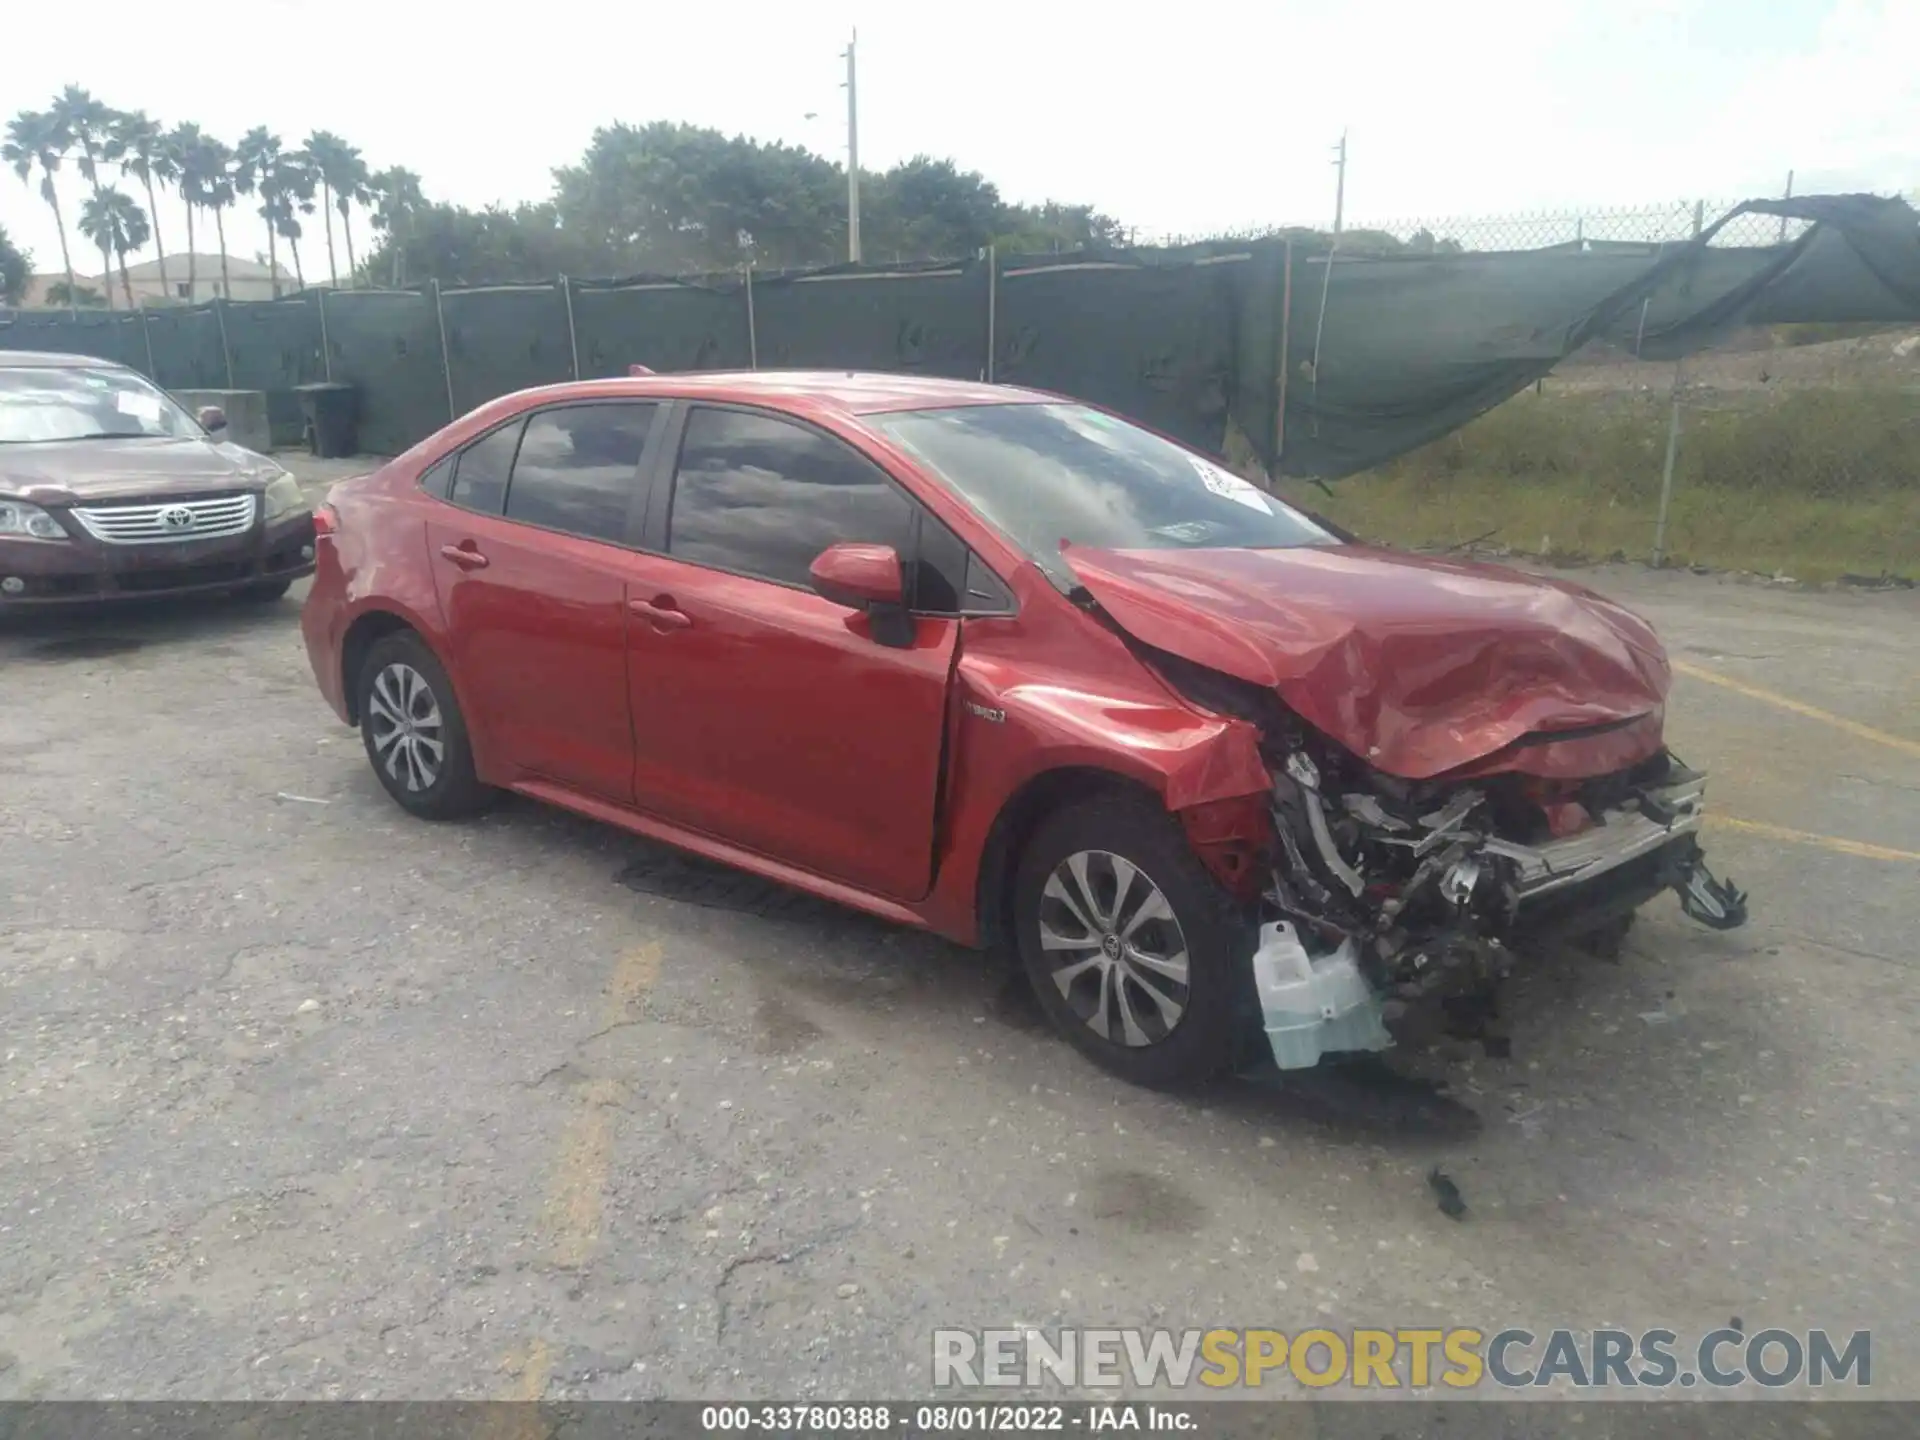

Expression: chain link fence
xmin=1210 ymin=194 xmax=1920 ymax=584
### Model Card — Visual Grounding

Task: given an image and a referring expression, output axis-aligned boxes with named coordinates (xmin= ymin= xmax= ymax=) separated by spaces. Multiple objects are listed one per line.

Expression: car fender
xmin=915 ymin=574 xmax=1272 ymax=945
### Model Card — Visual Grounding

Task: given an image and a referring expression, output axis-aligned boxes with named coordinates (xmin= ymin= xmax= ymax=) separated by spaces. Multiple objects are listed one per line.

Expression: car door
xmin=620 ymin=403 xmax=963 ymax=902
xmin=425 ymin=400 xmax=665 ymax=800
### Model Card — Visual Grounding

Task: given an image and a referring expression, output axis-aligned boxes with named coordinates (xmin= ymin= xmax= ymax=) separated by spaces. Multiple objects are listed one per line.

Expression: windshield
xmin=0 ymin=365 xmax=203 ymax=445
xmin=871 ymin=402 xmax=1332 ymax=580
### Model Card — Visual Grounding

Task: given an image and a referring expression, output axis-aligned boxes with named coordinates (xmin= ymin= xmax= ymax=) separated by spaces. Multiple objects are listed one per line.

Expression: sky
xmin=4 ymin=0 xmax=1916 ymax=279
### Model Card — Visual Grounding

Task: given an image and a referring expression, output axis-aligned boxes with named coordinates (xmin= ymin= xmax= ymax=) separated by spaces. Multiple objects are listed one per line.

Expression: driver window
xmin=665 ymin=407 xmax=916 ymax=590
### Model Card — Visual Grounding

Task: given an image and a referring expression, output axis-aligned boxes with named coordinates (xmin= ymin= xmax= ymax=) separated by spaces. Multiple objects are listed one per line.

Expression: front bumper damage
xmin=1252 ymin=745 xmax=1748 ymax=1069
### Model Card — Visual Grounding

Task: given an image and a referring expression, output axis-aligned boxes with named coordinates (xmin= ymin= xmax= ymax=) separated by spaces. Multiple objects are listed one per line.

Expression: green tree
xmin=107 ymin=109 xmax=177 ymax=298
xmin=233 ymin=126 xmax=285 ymax=296
xmin=0 ymin=223 xmax=29 ymax=305
xmin=362 ymin=199 xmax=598 ymax=285
xmin=861 ymin=155 xmax=1004 ymax=260
xmin=78 ymin=184 xmax=149 ymax=307
xmin=366 ymin=165 xmax=425 ymax=285
xmin=45 ymin=279 xmax=106 ymax=307
xmin=553 ymin=121 xmax=846 ymax=271
xmin=304 ymin=130 xmax=370 ymax=287
xmin=4 ymin=108 xmax=78 ymax=303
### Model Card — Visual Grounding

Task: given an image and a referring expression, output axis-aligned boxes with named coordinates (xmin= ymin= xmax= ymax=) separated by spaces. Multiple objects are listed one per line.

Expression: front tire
xmin=357 ymin=631 xmax=492 ymax=820
xmin=1013 ymin=793 xmax=1253 ymax=1089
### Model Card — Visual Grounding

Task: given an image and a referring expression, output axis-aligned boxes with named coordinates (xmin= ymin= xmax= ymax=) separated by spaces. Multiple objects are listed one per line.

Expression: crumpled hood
xmin=1062 ymin=542 xmax=1671 ymax=780
xmin=0 ymin=436 xmax=274 ymax=506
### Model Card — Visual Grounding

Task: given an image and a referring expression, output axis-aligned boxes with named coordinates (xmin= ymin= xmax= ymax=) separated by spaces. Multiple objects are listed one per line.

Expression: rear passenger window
xmin=448 ymin=420 xmax=524 ymax=515
xmin=419 ymin=455 xmax=454 ymax=499
xmin=503 ymin=403 xmax=658 ymax=543
xmin=667 ymin=407 xmax=915 ymax=588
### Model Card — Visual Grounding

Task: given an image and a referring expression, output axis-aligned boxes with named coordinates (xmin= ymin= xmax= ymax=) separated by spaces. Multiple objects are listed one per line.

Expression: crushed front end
xmin=1156 ymin=652 xmax=1750 ymax=1071
xmin=1062 ymin=540 xmax=1752 ymax=1070
xmin=1260 ymin=731 xmax=1747 ymax=1053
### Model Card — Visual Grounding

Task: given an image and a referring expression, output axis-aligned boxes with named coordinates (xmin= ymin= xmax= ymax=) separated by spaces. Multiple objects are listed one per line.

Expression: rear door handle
xmin=628 ymin=595 xmax=692 ymax=631
xmin=439 ymin=544 xmax=489 ymax=571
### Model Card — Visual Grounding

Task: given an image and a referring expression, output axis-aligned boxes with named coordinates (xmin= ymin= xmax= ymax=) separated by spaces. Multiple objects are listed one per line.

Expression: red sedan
xmin=302 ymin=372 xmax=1746 ymax=1088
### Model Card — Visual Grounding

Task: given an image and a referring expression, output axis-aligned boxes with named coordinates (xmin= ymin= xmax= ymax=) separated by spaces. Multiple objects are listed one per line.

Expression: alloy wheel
xmin=367 ymin=662 xmax=445 ymax=793
xmin=1037 ymin=849 xmax=1191 ymax=1047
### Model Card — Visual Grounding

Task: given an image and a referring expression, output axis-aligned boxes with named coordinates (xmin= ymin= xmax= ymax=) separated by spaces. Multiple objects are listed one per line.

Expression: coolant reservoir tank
xmin=1251 ymin=921 xmax=1393 ymax=1070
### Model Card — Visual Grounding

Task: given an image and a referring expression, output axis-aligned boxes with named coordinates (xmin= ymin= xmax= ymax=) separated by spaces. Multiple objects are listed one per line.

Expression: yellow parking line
xmin=497 ymin=1337 xmax=553 ymax=1402
xmin=1708 ymin=814 xmax=1920 ymax=864
xmin=1673 ymin=660 xmax=1920 ymax=760
xmin=540 ymin=942 xmax=662 ymax=1268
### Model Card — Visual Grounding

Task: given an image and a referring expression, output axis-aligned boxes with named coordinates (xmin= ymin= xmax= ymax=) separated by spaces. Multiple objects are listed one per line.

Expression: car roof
xmin=0 ymin=350 xmax=131 ymax=371
xmin=528 ymin=370 xmax=1057 ymax=416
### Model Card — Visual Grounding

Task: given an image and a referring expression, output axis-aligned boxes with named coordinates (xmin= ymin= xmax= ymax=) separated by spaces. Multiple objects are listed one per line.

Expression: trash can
xmin=293 ymin=382 xmax=358 ymax=458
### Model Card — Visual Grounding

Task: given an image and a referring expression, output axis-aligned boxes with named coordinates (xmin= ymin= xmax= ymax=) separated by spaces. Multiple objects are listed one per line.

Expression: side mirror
xmin=198 ymin=405 xmax=228 ymax=437
xmin=809 ymin=542 xmax=904 ymax=609
xmin=809 ymin=542 xmax=912 ymax=647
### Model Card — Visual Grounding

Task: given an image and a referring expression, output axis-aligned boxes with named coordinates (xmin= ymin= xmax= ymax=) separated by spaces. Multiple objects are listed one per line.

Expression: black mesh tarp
xmin=570 ymin=278 xmax=750 ymax=378
xmin=224 ymin=298 xmax=325 ymax=445
xmin=0 ymin=311 xmax=148 ymax=371
xmin=995 ymin=252 xmax=1241 ymax=455
xmin=5 ymin=194 xmax=1910 ymax=473
xmin=143 ymin=307 xmax=229 ymax=391
xmin=1278 ymin=194 xmax=1920 ymax=478
xmin=440 ymin=284 xmax=575 ymax=417
xmin=321 ymin=290 xmax=452 ymax=456
xmin=750 ymin=261 xmax=987 ymax=377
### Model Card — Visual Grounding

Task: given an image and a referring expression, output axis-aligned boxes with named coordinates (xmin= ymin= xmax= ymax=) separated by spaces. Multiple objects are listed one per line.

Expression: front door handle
xmin=439 ymin=543 xmax=490 ymax=571
xmin=628 ymin=595 xmax=692 ymax=631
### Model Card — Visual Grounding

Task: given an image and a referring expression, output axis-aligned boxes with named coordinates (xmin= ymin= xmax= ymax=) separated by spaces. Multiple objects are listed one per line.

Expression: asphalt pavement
xmin=1 ymin=460 xmax=1915 ymax=1408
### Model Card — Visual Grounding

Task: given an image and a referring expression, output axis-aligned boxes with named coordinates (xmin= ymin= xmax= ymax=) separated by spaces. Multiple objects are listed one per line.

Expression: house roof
xmin=119 ymin=253 xmax=293 ymax=281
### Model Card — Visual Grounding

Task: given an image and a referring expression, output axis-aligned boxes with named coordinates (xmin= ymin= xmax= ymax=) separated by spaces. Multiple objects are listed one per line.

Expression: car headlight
xmin=0 ymin=497 xmax=69 ymax=540
xmin=261 ymin=473 xmax=309 ymax=522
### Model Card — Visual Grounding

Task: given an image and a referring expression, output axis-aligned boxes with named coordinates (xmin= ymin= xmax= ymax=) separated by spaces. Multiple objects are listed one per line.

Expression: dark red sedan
xmin=0 ymin=351 xmax=316 ymax=606
xmin=302 ymin=372 xmax=1746 ymax=1088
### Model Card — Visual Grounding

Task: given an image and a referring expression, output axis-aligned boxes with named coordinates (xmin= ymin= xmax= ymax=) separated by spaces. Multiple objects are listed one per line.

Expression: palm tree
xmin=304 ymin=130 xmax=370 ymax=288
xmin=368 ymin=165 xmax=425 ymax=286
xmin=51 ymin=85 xmax=116 ymax=225
xmin=107 ymin=110 xmax=176 ymax=299
xmin=168 ymin=122 xmax=208 ymax=299
xmin=200 ymin=136 xmax=238 ymax=297
xmin=272 ymin=151 xmax=318 ymax=290
xmin=79 ymin=185 xmax=149 ymax=307
xmin=4 ymin=108 xmax=79 ymax=305
xmin=234 ymin=127 xmax=284 ymax=296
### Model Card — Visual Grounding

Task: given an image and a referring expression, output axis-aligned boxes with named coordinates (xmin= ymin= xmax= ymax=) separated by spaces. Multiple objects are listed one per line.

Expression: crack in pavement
xmin=712 ymin=1218 xmax=862 ymax=1345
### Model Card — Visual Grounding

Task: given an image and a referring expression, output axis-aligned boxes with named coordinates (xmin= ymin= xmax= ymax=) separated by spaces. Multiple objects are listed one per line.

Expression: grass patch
xmin=1283 ymin=388 xmax=1920 ymax=582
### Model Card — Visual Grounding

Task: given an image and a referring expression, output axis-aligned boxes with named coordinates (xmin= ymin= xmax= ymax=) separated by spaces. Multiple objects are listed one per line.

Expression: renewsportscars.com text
xmin=933 ymin=1326 xmax=1872 ymax=1391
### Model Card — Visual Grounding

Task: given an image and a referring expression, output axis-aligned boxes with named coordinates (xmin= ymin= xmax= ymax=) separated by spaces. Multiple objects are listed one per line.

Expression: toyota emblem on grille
xmin=159 ymin=506 xmax=195 ymax=534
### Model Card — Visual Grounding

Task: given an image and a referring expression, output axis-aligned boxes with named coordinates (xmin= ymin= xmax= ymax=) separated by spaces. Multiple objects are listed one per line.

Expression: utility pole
xmin=844 ymin=29 xmax=862 ymax=263
xmin=1331 ymin=130 xmax=1347 ymax=237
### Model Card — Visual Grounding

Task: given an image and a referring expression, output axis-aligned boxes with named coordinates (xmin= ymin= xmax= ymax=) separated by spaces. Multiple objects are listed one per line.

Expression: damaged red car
xmin=301 ymin=372 xmax=1746 ymax=1088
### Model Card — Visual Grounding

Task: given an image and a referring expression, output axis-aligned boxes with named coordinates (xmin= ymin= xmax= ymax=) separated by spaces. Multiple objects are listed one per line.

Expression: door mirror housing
xmin=809 ymin=543 xmax=912 ymax=647
xmin=197 ymin=405 xmax=228 ymax=437
xmin=809 ymin=542 xmax=905 ymax=610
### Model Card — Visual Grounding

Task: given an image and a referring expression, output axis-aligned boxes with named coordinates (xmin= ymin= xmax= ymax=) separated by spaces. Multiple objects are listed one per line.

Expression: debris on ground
xmin=1427 ymin=1166 xmax=1468 ymax=1220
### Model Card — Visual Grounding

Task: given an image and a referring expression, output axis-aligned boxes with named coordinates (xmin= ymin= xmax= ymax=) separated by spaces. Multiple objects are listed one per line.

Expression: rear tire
xmin=1013 ymin=793 xmax=1253 ymax=1089
xmin=357 ymin=631 xmax=493 ymax=820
